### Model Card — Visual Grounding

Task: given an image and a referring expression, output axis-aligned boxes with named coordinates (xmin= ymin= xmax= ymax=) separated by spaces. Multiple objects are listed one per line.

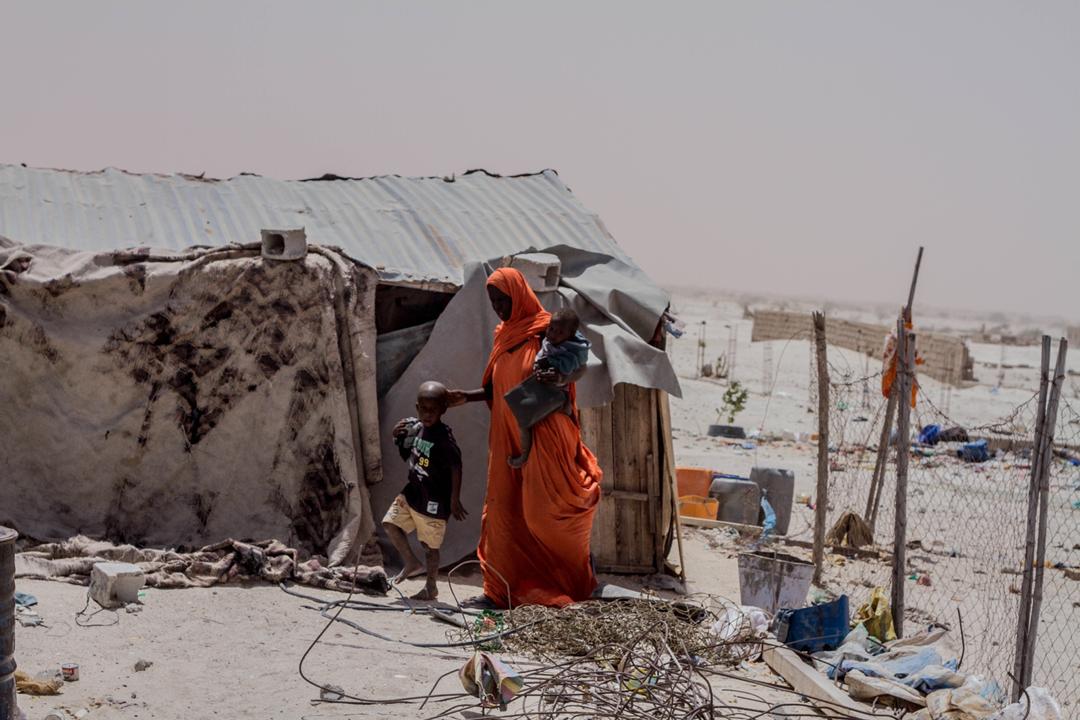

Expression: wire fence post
xmin=812 ymin=312 xmax=830 ymax=585
xmin=1020 ymin=338 xmax=1068 ymax=691
xmin=1012 ymin=337 xmax=1051 ymax=701
xmin=865 ymin=388 xmax=897 ymax=533
xmin=891 ymin=319 xmax=914 ymax=638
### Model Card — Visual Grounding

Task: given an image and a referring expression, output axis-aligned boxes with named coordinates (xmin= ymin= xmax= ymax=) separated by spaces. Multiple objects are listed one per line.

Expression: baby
xmin=508 ymin=308 xmax=591 ymax=468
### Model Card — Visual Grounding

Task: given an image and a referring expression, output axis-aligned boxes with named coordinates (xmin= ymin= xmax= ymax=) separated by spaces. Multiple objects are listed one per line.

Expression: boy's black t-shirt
xmin=399 ymin=421 xmax=461 ymax=520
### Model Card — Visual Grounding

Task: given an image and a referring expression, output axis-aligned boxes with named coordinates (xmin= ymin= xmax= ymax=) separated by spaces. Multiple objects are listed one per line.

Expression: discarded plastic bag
xmin=814 ymin=624 xmax=874 ymax=679
xmin=987 ymin=687 xmax=1062 ymax=720
xmin=459 ymin=652 xmax=523 ymax=710
xmin=852 ymin=587 xmax=896 ymax=642
xmin=760 ymin=496 xmax=776 ymax=538
xmin=845 ymin=669 xmax=926 ymax=708
xmin=710 ymin=604 xmax=769 ymax=660
xmin=909 ymin=684 xmax=1001 ymax=720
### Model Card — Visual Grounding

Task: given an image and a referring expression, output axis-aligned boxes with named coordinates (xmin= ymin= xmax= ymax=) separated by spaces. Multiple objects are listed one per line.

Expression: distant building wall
xmin=751 ymin=310 xmax=975 ymax=385
xmin=1067 ymin=326 xmax=1080 ymax=347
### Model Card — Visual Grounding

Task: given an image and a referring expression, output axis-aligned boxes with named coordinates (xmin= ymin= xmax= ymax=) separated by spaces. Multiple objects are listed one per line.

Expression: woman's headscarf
xmin=482 ymin=267 xmax=550 ymax=386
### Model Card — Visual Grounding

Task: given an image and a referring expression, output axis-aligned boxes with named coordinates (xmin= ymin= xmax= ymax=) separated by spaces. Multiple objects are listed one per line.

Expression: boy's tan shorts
xmin=382 ymin=495 xmax=447 ymax=549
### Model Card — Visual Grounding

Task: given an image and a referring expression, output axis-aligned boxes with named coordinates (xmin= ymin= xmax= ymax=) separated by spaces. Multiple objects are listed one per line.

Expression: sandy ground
xmin=12 ymin=287 xmax=1078 ymax=718
xmin=662 ymin=288 xmax=1080 ymax=707
xmin=12 ymin=530 xmax=772 ymax=720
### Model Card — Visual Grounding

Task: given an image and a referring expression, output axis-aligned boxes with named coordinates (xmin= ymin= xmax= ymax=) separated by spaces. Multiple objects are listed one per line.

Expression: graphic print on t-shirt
xmin=400 ymin=422 xmax=461 ymax=521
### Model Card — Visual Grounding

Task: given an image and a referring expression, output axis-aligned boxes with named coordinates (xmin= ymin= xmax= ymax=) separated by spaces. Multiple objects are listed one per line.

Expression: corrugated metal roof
xmin=0 ymin=165 xmax=633 ymax=285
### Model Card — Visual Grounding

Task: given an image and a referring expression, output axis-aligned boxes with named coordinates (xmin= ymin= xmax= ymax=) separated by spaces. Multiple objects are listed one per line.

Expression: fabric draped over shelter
xmin=374 ymin=251 xmax=679 ymax=567
xmin=0 ymin=238 xmax=379 ymax=563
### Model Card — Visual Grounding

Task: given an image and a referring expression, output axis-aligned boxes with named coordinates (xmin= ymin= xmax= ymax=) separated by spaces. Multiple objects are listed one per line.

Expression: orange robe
xmin=477 ymin=269 xmax=602 ymax=608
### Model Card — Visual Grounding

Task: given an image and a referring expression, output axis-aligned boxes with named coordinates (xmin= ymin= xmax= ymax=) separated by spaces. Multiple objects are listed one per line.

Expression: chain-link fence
xmin=808 ymin=338 xmax=1078 ymax=709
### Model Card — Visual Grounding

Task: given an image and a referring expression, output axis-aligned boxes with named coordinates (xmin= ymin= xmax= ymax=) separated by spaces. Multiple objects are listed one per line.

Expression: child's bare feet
xmin=411 ymin=585 xmax=438 ymax=601
xmin=391 ymin=563 xmax=426 ymax=585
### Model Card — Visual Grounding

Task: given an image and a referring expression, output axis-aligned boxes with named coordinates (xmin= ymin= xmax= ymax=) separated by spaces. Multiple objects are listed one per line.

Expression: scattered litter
xmin=851 ymin=587 xmax=896 ymax=643
xmin=14 ymin=669 xmax=63 ymax=695
xmin=775 ymin=595 xmax=849 ymax=653
xmin=15 ymin=605 xmax=44 ymax=627
xmin=125 ymin=603 xmax=142 ymax=614
xmin=133 ymin=659 xmax=153 ymax=672
xmin=957 ymin=439 xmax=990 ymax=463
xmin=759 ymin=496 xmax=777 ymax=539
xmin=917 ymin=574 xmax=932 ymax=587
xmin=319 ymin=685 xmax=345 ymax=702
xmin=459 ymin=652 xmax=523 ymax=710
xmin=61 ymin=663 xmax=79 ymax=682
xmin=14 ymin=591 xmax=37 ymax=607
xmin=826 ymin=511 xmax=874 ymax=549
xmin=918 ymin=424 xmax=942 ymax=445
xmin=987 ymin=686 xmax=1063 ymax=720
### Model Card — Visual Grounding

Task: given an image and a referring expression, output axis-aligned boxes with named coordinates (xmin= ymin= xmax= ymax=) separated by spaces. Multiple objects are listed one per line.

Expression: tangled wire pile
xmin=290 ymin=582 xmax=899 ymax=720
xmin=454 ymin=597 xmax=758 ymax=666
xmin=426 ymin=597 xmax=891 ymax=720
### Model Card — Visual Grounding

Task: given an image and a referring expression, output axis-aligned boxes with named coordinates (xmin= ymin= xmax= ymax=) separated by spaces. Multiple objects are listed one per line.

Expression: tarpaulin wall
xmin=0 ymin=239 xmax=379 ymax=562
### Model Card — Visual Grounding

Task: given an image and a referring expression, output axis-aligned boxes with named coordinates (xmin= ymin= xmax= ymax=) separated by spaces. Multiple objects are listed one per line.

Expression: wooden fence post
xmin=1012 ymin=337 xmax=1051 ymax=701
xmin=865 ymin=388 xmax=897 ymax=533
xmin=890 ymin=319 xmax=914 ymax=638
xmin=812 ymin=312 xmax=830 ymax=585
xmin=1020 ymin=339 xmax=1068 ymax=690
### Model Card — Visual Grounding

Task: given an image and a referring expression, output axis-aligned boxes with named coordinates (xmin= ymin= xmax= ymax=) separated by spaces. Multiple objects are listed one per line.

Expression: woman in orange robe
xmin=449 ymin=267 xmax=602 ymax=608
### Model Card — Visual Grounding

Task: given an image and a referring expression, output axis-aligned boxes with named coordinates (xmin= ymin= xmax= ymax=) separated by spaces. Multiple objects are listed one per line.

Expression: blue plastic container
xmin=775 ymin=595 xmax=850 ymax=654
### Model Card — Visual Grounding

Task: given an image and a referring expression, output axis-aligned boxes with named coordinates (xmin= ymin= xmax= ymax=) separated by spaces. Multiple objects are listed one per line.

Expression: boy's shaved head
xmin=416 ymin=381 xmax=449 ymax=426
xmin=418 ymin=381 xmax=448 ymax=402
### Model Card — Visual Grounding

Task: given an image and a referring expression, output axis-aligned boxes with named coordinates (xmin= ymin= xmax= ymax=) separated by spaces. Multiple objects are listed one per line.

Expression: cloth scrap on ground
xmin=15 ymin=670 xmax=62 ymax=696
xmin=14 ymin=536 xmax=388 ymax=594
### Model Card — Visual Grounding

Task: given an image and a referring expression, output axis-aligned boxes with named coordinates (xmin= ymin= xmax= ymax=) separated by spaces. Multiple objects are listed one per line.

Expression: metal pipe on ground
xmin=0 ymin=526 xmax=17 ymax=720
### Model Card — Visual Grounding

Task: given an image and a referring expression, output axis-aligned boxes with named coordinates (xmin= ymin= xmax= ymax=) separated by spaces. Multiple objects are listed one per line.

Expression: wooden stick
xmin=891 ymin=319 xmax=914 ymax=638
xmin=866 ymin=247 xmax=922 ymax=532
xmin=658 ymin=392 xmax=687 ymax=581
xmin=812 ymin=312 xmax=830 ymax=585
xmin=866 ymin=387 xmax=898 ymax=532
xmin=905 ymin=247 xmax=925 ymax=317
xmin=1021 ymin=338 xmax=1068 ymax=689
xmin=1011 ymin=336 xmax=1051 ymax=700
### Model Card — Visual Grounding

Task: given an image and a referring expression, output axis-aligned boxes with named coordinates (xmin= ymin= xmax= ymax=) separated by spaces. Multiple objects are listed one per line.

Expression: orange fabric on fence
xmin=477 ymin=268 xmax=602 ymax=608
xmin=881 ymin=318 xmax=924 ymax=408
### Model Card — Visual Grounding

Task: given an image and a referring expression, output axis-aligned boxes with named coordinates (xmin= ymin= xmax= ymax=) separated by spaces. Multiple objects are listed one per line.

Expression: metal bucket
xmin=737 ymin=550 xmax=813 ymax=614
xmin=1 ymin=526 xmax=17 ymax=720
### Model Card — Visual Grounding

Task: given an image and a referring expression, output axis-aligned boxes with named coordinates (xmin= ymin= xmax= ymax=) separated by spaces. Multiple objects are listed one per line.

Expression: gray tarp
xmin=374 ymin=250 xmax=680 ymax=565
xmin=0 ymin=238 xmax=379 ymax=562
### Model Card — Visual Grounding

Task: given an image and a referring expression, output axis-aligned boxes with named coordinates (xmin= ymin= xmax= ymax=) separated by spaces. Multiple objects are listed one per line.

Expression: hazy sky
xmin=2 ymin=1 xmax=1077 ymax=318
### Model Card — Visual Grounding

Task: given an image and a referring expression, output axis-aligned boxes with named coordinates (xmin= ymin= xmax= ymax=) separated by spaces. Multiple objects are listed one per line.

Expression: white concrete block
xmin=507 ymin=253 xmax=560 ymax=293
xmin=261 ymin=228 xmax=307 ymax=261
xmin=89 ymin=562 xmax=145 ymax=609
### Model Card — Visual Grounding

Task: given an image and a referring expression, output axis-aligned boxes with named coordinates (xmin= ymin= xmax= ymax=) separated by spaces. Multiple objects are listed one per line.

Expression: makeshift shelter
xmin=0 ymin=165 xmax=681 ymax=574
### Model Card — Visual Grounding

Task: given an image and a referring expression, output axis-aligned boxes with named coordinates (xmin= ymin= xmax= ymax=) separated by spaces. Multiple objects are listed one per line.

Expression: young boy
xmin=508 ymin=308 xmax=590 ymax=468
xmin=382 ymin=381 xmax=466 ymax=600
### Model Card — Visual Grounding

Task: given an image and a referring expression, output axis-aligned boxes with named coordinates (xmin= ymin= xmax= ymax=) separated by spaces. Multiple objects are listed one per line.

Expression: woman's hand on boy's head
xmin=446 ymin=389 xmax=467 ymax=407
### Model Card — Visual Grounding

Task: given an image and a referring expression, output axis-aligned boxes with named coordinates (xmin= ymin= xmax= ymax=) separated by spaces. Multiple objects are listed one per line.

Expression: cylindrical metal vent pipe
xmin=0 ymin=526 xmax=18 ymax=720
